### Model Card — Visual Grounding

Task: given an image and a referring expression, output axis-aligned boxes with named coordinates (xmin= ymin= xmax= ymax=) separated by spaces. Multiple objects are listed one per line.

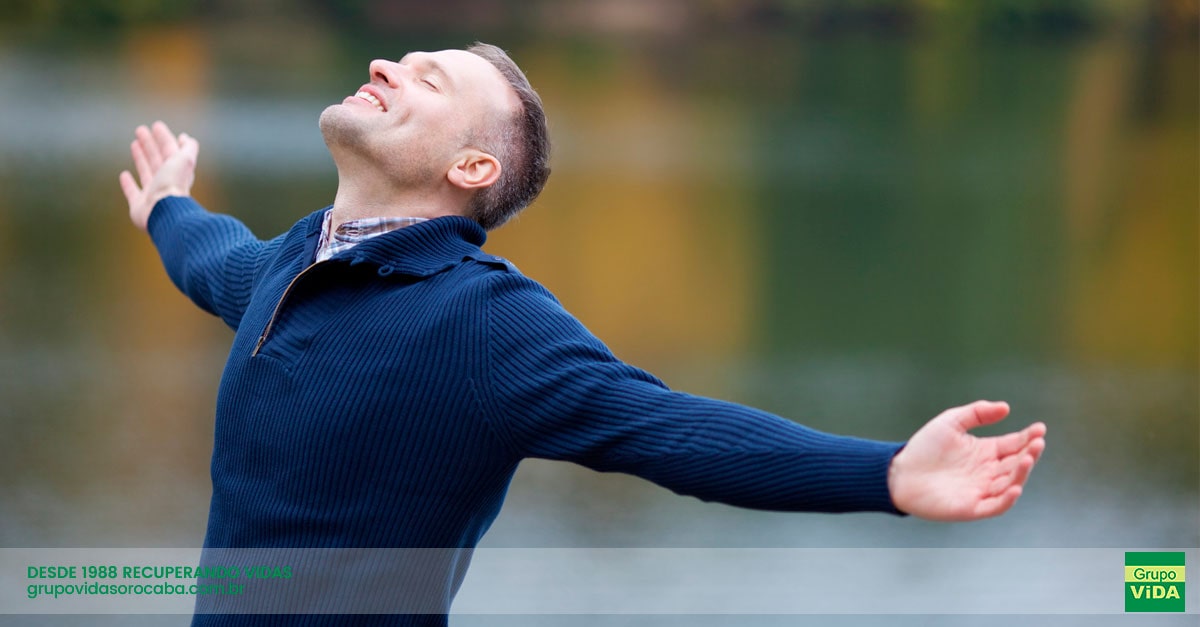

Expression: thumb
xmin=178 ymin=132 xmax=199 ymax=163
xmin=946 ymin=400 xmax=1010 ymax=432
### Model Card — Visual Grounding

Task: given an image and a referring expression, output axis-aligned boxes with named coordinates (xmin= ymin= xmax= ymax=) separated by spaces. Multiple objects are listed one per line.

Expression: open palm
xmin=118 ymin=121 xmax=198 ymax=231
xmin=888 ymin=401 xmax=1046 ymax=521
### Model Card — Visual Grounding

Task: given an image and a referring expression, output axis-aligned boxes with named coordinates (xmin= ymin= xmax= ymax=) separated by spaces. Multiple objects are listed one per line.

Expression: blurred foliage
xmin=0 ymin=0 xmax=1195 ymax=40
xmin=0 ymin=0 xmax=1194 ymax=550
xmin=0 ymin=0 xmax=201 ymax=26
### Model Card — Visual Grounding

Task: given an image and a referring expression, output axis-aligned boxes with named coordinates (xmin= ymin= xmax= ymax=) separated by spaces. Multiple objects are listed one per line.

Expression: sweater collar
xmin=301 ymin=208 xmax=488 ymax=277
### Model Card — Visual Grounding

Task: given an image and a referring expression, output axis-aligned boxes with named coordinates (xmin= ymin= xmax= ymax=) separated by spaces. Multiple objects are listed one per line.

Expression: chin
xmin=319 ymin=104 xmax=367 ymax=150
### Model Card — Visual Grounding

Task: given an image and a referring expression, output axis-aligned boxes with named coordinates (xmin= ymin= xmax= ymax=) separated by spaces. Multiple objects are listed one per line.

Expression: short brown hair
xmin=465 ymin=42 xmax=551 ymax=230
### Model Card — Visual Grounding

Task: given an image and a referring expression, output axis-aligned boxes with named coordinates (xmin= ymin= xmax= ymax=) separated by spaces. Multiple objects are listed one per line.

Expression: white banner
xmin=1 ymin=548 xmax=1195 ymax=615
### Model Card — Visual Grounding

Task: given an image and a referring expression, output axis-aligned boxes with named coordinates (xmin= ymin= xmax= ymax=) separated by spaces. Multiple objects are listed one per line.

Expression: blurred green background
xmin=0 ymin=0 xmax=1196 ymax=623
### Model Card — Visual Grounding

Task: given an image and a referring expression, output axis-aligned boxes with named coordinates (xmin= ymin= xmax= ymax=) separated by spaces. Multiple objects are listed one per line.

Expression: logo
xmin=1125 ymin=551 xmax=1185 ymax=613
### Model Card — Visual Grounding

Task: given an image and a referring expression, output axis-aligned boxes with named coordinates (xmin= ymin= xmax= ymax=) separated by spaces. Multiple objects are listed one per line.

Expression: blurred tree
xmin=0 ymin=0 xmax=202 ymax=26
xmin=1 ymin=0 xmax=1194 ymax=42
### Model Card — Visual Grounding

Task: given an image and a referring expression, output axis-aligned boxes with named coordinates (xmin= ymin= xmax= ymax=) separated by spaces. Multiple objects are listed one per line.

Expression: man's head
xmin=463 ymin=43 xmax=551 ymax=230
xmin=319 ymin=43 xmax=549 ymax=230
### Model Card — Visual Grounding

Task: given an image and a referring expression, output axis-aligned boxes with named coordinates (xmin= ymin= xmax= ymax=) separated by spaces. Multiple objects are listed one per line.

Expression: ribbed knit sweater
xmin=147 ymin=197 xmax=905 ymax=626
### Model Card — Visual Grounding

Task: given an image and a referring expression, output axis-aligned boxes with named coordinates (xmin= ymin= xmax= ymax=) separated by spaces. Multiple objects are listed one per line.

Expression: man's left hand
xmin=888 ymin=400 xmax=1046 ymax=521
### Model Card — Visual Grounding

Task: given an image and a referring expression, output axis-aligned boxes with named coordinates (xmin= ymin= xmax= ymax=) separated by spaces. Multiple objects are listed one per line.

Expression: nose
xmin=369 ymin=59 xmax=401 ymax=87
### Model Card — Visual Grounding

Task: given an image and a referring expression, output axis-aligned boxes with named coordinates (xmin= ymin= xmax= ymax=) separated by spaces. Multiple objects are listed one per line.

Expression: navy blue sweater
xmin=148 ymin=197 xmax=904 ymax=624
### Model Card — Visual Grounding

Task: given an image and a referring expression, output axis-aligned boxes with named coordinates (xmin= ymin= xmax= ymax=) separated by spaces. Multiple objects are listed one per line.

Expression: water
xmin=0 ymin=18 xmax=1196 ymax=625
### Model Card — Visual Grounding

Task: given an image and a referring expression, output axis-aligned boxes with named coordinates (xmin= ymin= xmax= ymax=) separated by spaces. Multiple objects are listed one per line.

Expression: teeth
xmin=355 ymin=91 xmax=384 ymax=112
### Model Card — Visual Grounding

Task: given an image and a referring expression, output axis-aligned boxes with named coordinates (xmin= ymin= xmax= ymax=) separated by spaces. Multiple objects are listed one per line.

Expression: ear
xmin=447 ymin=150 xmax=501 ymax=191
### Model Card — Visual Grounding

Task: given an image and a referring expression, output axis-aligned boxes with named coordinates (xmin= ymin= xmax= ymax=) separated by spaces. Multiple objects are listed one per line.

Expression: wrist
xmin=887 ymin=445 xmax=909 ymax=515
xmin=151 ymin=187 xmax=190 ymax=205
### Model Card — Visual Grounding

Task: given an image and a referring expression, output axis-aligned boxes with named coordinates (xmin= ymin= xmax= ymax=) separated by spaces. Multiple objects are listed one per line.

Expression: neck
xmin=329 ymin=164 xmax=466 ymax=231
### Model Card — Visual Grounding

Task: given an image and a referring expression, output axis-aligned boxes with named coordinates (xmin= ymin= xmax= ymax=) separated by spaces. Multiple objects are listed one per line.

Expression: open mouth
xmin=354 ymin=90 xmax=386 ymax=113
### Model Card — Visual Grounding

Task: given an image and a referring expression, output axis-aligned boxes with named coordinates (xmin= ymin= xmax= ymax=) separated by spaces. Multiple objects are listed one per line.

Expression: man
xmin=118 ymin=43 xmax=1046 ymax=624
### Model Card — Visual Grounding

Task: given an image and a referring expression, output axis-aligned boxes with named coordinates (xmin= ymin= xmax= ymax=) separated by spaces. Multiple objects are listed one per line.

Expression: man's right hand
xmin=118 ymin=121 xmax=199 ymax=231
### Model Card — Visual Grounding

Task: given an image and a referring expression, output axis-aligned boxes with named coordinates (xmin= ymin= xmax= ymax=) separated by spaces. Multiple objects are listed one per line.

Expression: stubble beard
xmin=319 ymin=104 xmax=371 ymax=154
xmin=319 ymin=104 xmax=441 ymax=188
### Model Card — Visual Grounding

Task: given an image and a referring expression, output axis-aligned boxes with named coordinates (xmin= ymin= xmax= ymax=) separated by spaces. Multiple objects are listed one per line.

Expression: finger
xmin=993 ymin=422 xmax=1047 ymax=457
xmin=949 ymin=400 xmax=1010 ymax=432
xmin=118 ymin=170 xmax=141 ymax=204
xmin=136 ymin=124 xmax=163 ymax=171
xmin=178 ymin=132 xmax=199 ymax=164
xmin=992 ymin=430 xmax=1031 ymax=458
xmin=974 ymin=485 xmax=1021 ymax=519
xmin=1005 ymin=434 xmax=1046 ymax=465
xmin=1008 ymin=453 xmax=1035 ymax=490
xmin=1026 ymin=437 xmax=1046 ymax=465
xmin=152 ymin=120 xmax=179 ymax=158
xmin=987 ymin=452 xmax=1025 ymax=492
xmin=991 ymin=438 xmax=1045 ymax=494
xmin=131 ymin=140 xmax=153 ymax=186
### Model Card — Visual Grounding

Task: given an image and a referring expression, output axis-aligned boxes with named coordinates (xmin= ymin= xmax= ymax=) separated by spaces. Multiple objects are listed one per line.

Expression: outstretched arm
xmin=480 ymin=273 xmax=904 ymax=515
xmin=118 ymin=121 xmax=276 ymax=329
xmin=480 ymin=274 xmax=1047 ymax=520
xmin=888 ymin=400 xmax=1047 ymax=521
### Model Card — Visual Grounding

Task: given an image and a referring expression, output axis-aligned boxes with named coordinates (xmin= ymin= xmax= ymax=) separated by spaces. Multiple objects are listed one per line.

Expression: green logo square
xmin=1125 ymin=551 xmax=1185 ymax=612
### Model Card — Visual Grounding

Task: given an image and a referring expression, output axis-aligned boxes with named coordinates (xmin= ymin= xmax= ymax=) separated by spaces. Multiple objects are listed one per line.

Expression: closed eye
xmin=422 ymin=78 xmax=440 ymax=92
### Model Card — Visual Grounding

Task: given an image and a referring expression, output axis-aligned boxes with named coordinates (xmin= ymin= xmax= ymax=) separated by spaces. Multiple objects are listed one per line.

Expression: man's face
xmin=319 ymin=49 xmax=517 ymax=186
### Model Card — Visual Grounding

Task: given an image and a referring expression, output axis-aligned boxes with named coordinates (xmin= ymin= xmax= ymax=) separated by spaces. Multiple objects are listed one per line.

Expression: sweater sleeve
xmin=480 ymin=273 xmax=905 ymax=515
xmin=146 ymin=196 xmax=278 ymax=330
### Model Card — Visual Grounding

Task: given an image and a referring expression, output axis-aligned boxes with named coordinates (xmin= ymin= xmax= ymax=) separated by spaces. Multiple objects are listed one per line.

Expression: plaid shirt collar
xmin=314 ymin=209 xmax=430 ymax=263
